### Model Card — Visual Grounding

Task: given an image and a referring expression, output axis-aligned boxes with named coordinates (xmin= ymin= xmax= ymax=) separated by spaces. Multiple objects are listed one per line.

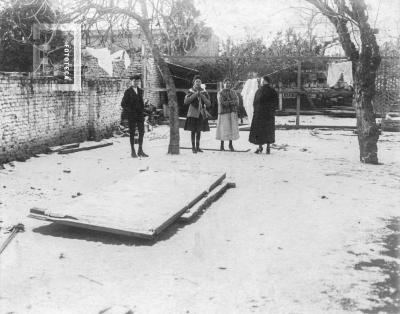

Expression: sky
xmin=194 ymin=0 xmax=400 ymax=44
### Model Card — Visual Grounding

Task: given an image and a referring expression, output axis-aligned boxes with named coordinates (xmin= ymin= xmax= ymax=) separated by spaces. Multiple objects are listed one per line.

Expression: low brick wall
xmin=0 ymin=73 xmax=129 ymax=163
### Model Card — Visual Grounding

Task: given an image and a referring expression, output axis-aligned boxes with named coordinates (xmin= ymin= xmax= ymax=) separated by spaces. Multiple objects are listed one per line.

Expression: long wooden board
xmin=28 ymin=170 xmax=226 ymax=239
xmin=49 ymin=143 xmax=80 ymax=153
xmin=239 ymin=125 xmax=356 ymax=131
xmin=58 ymin=142 xmax=113 ymax=154
xmin=180 ymin=147 xmax=250 ymax=153
xmin=180 ymin=182 xmax=236 ymax=221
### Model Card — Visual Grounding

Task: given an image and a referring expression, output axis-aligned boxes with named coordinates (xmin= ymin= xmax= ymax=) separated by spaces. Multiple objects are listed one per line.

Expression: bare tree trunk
xmin=76 ymin=1 xmax=185 ymax=155
xmin=354 ymin=59 xmax=380 ymax=164
xmin=353 ymin=5 xmax=381 ymax=164
xmin=152 ymin=47 xmax=180 ymax=154
xmin=304 ymin=0 xmax=381 ymax=164
xmin=139 ymin=0 xmax=179 ymax=154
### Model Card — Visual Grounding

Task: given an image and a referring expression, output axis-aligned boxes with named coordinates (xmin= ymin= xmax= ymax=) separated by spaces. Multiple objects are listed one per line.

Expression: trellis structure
xmin=154 ymin=55 xmax=400 ymax=125
xmin=374 ymin=56 xmax=400 ymax=117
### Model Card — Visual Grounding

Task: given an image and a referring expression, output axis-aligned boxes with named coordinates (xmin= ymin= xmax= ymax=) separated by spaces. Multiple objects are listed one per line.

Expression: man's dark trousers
xmin=128 ymin=118 xmax=144 ymax=148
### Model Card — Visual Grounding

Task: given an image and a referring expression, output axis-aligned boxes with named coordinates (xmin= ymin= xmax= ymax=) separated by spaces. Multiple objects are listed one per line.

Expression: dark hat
xmin=262 ymin=75 xmax=271 ymax=83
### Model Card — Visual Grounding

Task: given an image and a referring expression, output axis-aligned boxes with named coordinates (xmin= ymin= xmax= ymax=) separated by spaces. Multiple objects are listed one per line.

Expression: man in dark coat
xmin=121 ymin=75 xmax=148 ymax=158
xmin=249 ymin=75 xmax=278 ymax=154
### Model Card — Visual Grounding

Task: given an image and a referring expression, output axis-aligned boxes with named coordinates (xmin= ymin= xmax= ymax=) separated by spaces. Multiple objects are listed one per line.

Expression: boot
xmin=266 ymin=144 xmax=270 ymax=154
xmin=195 ymin=132 xmax=203 ymax=153
xmin=191 ymin=132 xmax=197 ymax=154
xmin=138 ymin=148 xmax=149 ymax=157
xmin=254 ymin=146 xmax=263 ymax=154
xmin=196 ymin=143 xmax=203 ymax=153
xmin=220 ymin=141 xmax=225 ymax=151
xmin=228 ymin=141 xmax=235 ymax=152
xmin=131 ymin=145 xmax=137 ymax=158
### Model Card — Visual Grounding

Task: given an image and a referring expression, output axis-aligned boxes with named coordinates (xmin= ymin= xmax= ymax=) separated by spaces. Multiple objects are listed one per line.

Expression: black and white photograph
xmin=0 ymin=0 xmax=399 ymax=313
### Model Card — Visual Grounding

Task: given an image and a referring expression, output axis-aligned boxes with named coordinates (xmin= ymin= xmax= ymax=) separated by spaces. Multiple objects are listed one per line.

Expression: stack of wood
xmin=113 ymin=125 xmax=130 ymax=137
xmin=382 ymin=113 xmax=400 ymax=132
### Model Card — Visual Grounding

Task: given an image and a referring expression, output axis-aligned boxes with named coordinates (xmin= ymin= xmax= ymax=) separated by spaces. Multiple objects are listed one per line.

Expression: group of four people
xmin=121 ymin=74 xmax=278 ymax=157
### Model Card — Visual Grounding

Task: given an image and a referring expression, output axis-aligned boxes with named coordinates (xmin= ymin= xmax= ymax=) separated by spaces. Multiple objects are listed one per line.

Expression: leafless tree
xmin=304 ymin=0 xmax=381 ymax=164
xmin=70 ymin=0 xmax=183 ymax=154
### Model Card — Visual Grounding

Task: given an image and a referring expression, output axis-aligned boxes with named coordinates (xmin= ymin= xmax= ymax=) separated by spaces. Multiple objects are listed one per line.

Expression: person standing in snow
xmin=184 ymin=75 xmax=211 ymax=153
xmin=121 ymin=75 xmax=148 ymax=158
xmin=216 ymin=78 xmax=240 ymax=151
xmin=249 ymin=75 xmax=278 ymax=154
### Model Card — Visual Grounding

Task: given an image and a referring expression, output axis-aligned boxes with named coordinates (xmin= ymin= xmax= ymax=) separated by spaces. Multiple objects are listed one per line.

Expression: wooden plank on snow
xmin=58 ymin=142 xmax=113 ymax=154
xmin=49 ymin=143 xmax=80 ymax=153
xmin=239 ymin=125 xmax=356 ymax=131
xmin=28 ymin=210 xmax=154 ymax=239
xmin=180 ymin=147 xmax=251 ymax=153
xmin=28 ymin=170 xmax=226 ymax=239
xmin=180 ymin=182 xmax=236 ymax=221
xmin=152 ymin=173 xmax=226 ymax=235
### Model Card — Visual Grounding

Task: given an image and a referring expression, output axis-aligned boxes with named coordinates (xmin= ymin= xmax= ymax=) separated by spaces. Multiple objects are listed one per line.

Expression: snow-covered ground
xmin=0 ymin=116 xmax=399 ymax=314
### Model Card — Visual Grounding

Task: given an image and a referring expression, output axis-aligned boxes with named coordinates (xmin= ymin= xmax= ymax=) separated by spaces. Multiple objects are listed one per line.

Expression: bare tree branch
xmin=305 ymin=0 xmax=359 ymax=61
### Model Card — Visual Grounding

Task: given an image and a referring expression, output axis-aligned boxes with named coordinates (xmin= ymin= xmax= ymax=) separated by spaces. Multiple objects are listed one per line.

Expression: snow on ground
xmin=0 ymin=116 xmax=399 ymax=314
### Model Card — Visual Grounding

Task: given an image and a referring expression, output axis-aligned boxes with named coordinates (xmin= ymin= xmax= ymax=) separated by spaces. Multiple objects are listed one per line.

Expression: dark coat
xmin=249 ymin=84 xmax=278 ymax=145
xmin=121 ymin=87 xmax=145 ymax=121
xmin=184 ymin=88 xmax=211 ymax=118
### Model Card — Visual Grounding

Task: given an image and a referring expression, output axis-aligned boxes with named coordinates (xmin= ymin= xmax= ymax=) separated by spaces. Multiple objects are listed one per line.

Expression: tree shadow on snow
xmin=354 ymin=216 xmax=400 ymax=314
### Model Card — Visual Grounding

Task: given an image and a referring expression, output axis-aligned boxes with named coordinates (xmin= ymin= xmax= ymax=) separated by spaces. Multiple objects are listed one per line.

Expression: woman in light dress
xmin=216 ymin=78 xmax=240 ymax=151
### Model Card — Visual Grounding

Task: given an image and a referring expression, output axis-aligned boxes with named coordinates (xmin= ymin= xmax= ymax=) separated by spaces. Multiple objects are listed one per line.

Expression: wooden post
xmin=278 ymin=81 xmax=283 ymax=111
xmin=296 ymin=60 xmax=301 ymax=126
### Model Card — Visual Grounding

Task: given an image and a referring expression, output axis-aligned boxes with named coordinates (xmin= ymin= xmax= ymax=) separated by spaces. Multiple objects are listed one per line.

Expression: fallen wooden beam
xmin=58 ymin=142 xmax=113 ymax=154
xmin=239 ymin=125 xmax=356 ymax=131
xmin=49 ymin=143 xmax=80 ymax=153
xmin=180 ymin=147 xmax=250 ymax=153
xmin=186 ymin=191 xmax=208 ymax=210
xmin=208 ymin=173 xmax=226 ymax=192
xmin=0 ymin=223 xmax=25 ymax=255
xmin=275 ymin=110 xmax=324 ymax=116
xmin=180 ymin=182 xmax=236 ymax=222
xmin=382 ymin=119 xmax=400 ymax=132
xmin=153 ymin=173 xmax=227 ymax=235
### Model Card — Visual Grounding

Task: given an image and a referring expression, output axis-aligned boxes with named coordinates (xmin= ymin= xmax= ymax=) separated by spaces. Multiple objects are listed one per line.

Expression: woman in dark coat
xmin=249 ymin=75 xmax=278 ymax=154
xmin=184 ymin=75 xmax=211 ymax=153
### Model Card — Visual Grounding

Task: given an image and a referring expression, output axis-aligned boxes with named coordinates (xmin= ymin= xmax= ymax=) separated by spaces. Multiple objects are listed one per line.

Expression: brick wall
xmin=0 ymin=48 xmax=171 ymax=163
xmin=83 ymin=51 xmax=142 ymax=79
xmin=0 ymin=73 xmax=128 ymax=163
xmin=142 ymin=57 xmax=167 ymax=107
xmin=82 ymin=51 xmax=166 ymax=108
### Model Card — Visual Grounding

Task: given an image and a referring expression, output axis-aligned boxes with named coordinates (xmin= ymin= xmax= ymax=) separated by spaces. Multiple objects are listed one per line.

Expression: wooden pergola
xmin=147 ymin=55 xmax=400 ymax=126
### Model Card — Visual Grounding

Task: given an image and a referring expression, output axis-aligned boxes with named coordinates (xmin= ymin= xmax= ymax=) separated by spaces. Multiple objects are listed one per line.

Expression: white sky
xmin=194 ymin=0 xmax=400 ymax=44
